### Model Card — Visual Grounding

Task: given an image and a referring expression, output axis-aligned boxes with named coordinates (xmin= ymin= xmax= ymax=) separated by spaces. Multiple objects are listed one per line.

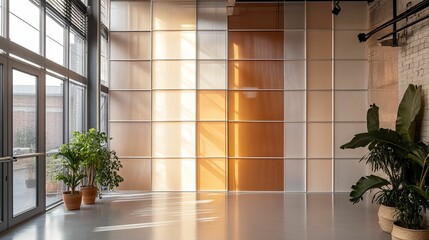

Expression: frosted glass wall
xmin=109 ymin=0 xmax=368 ymax=192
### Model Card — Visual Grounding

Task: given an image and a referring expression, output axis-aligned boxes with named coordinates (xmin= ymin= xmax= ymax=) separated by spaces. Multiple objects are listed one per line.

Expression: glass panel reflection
xmin=153 ymin=61 xmax=196 ymax=89
xmin=152 ymin=159 xmax=196 ymax=191
xmin=228 ymin=91 xmax=284 ymax=121
xmin=153 ymin=91 xmax=196 ymax=121
xmin=13 ymin=157 xmax=37 ymax=216
xmin=197 ymin=158 xmax=226 ymax=191
xmin=228 ymin=61 xmax=284 ymax=89
xmin=153 ymin=1 xmax=196 ymax=30
xmin=153 ymin=31 xmax=196 ymax=60
xmin=198 ymin=91 xmax=226 ymax=121
xmin=197 ymin=122 xmax=226 ymax=157
xmin=228 ymin=32 xmax=284 ymax=59
xmin=152 ymin=122 xmax=196 ymax=158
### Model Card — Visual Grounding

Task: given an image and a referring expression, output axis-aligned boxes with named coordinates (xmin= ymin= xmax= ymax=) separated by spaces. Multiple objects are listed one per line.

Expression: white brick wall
xmin=397 ymin=0 xmax=429 ymax=142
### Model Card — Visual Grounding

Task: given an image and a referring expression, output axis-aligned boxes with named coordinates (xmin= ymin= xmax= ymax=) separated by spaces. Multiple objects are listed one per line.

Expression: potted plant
xmin=341 ymin=84 xmax=423 ymax=233
xmin=72 ymin=128 xmax=124 ymax=204
xmin=53 ymin=143 xmax=86 ymax=210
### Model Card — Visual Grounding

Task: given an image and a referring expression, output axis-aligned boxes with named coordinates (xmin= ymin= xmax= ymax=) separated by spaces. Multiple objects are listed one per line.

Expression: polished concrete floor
xmin=0 ymin=192 xmax=391 ymax=240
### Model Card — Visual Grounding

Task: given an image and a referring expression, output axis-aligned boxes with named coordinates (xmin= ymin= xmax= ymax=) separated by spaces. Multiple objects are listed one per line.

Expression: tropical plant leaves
xmin=367 ymin=104 xmax=379 ymax=132
xmin=396 ymin=84 xmax=422 ymax=143
xmin=349 ymin=175 xmax=390 ymax=204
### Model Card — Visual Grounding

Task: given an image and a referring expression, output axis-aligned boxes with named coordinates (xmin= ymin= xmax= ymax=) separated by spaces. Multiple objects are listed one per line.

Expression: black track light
xmin=332 ymin=0 xmax=341 ymax=15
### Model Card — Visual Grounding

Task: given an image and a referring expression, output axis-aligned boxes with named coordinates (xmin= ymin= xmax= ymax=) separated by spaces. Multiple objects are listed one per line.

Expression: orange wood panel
xmin=197 ymin=158 xmax=227 ymax=191
xmin=197 ymin=122 xmax=227 ymax=157
xmin=228 ymin=61 xmax=284 ymax=89
xmin=307 ymin=61 xmax=332 ymax=89
xmin=228 ymin=32 xmax=284 ymax=60
xmin=229 ymin=122 xmax=284 ymax=157
xmin=116 ymin=159 xmax=151 ymax=190
xmin=228 ymin=3 xmax=284 ymax=29
xmin=228 ymin=158 xmax=284 ymax=191
xmin=197 ymin=91 xmax=226 ymax=121
xmin=228 ymin=91 xmax=284 ymax=121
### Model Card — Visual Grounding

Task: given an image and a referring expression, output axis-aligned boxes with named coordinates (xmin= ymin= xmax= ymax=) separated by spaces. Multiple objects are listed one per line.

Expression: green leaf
xmin=367 ymin=104 xmax=379 ymax=132
xmin=350 ymin=175 xmax=390 ymax=204
xmin=396 ymin=84 xmax=422 ymax=143
xmin=408 ymin=185 xmax=429 ymax=201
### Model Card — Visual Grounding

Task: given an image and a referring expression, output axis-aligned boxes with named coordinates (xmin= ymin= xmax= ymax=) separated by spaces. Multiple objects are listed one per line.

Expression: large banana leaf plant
xmin=340 ymin=84 xmax=423 ymax=205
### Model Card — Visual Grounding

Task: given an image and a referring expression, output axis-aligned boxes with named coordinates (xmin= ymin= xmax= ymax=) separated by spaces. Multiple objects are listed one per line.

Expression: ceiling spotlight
xmin=332 ymin=0 xmax=341 ymax=15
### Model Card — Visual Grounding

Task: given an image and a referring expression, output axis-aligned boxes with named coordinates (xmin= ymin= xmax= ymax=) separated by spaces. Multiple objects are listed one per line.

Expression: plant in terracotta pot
xmin=53 ymin=143 xmax=86 ymax=210
xmin=341 ymin=84 xmax=423 ymax=233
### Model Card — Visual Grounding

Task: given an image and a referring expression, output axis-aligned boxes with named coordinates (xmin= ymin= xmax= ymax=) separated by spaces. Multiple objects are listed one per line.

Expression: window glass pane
xmin=198 ymin=91 xmax=226 ymax=121
xmin=0 ymin=2 xmax=2 ymax=36
xmin=110 ymin=32 xmax=150 ymax=60
xmin=228 ymin=32 xmax=284 ymax=60
xmin=153 ymin=1 xmax=196 ymax=30
xmin=284 ymin=160 xmax=305 ymax=192
xmin=307 ymin=61 xmax=332 ymax=89
xmin=284 ymin=31 xmax=305 ymax=60
xmin=9 ymin=0 xmax=40 ymax=29
xmin=46 ymin=75 xmax=64 ymax=206
xmin=198 ymin=61 xmax=226 ymax=89
xmin=152 ymin=159 xmax=196 ymax=191
xmin=197 ymin=0 xmax=227 ymax=30
xmin=198 ymin=31 xmax=226 ymax=59
xmin=152 ymin=61 xmax=196 ymax=89
xmin=198 ymin=158 xmax=226 ymax=191
xmin=110 ymin=91 xmax=151 ymax=120
xmin=228 ymin=3 xmax=284 ymax=30
xmin=100 ymin=93 xmax=108 ymax=134
xmin=197 ymin=122 xmax=226 ymax=157
xmin=307 ymin=159 xmax=332 ymax=192
xmin=110 ymin=61 xmax=151 ymax=90
xmin=69 ymin=31 xmax=86 ymax=76
xmin=116 ymin=159 xmax=151 ymax=190
xmin=229 ymin=123 xmax=284 ymax=157
xmin=9 ymin=14 xmax=40 ymax=54
xmin=46 ymin=15 xmax=65 ymax=66
xmin=100 ymin=37 xmax=108 ymax=86
xmin=307 ymin=91 xmax=332 ymax=121
xmin=110 ymin=1 xmax=150 ymax=31
xmin=153 ymin=91 xmax=196 ymax=121
xmin=228 ymin=61 xmax=284 ymax=89
xmin=153 ymin=31 xmax=196 ymax=60
xmin=69 ymin=82 xmax=85 ymax=137
xmin=229 ymin=91 xmax=284 ymax=121
xmin=152 ymin=122 xmax=196 ymax=158
xmin=110 ymin=123 xmax=151 ymax=157
xmin=284 ymin=91 xmax=305 ymax=122
xmin=285 ymin=123 xmax=305 ymax=158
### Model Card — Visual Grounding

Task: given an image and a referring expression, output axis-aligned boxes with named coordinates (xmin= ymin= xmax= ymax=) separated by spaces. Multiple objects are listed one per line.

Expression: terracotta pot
xmin=391 ymin=223 xmax=429 ymax=240
xmin=378 ymin=204 xmax=397 ymax=233
xmin=63 ymin=191 xmax=82 ymax=210
xmin=81 ymin=186 xmax=98 ymax=205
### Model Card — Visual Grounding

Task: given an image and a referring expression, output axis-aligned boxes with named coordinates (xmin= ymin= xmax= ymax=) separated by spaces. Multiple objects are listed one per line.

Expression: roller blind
xmin=46 ymin=0 xmax=88 ymax=38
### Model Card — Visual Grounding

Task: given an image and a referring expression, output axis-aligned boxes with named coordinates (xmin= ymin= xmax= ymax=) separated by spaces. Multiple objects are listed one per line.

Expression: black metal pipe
xmin=393 ymin=0 xmax=397 ymax=46
xmin=358 ymin=0 xmax=428 ymax=42
xmin=378 ymin=13 xmax=429 ymax=41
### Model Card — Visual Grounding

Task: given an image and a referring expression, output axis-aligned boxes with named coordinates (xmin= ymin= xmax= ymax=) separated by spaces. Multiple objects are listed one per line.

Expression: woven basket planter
xmin=378 ymin=204 xmax=397 ymax=233
xmin=391 ymin=224 xmax=429 ymax=240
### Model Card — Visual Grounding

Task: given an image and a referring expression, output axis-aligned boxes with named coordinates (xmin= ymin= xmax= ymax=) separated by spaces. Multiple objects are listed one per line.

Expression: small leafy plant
xmin=53 ymin=143 xmax=86 ymax=194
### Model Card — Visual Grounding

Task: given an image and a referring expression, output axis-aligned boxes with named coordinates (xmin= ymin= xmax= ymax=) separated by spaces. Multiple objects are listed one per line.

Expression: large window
xmin=69 ymin=81 xmax=86 ymax=137
xmin=70 ymin=30 xmax=86 ymax=76
xmin=46 ymin=15 xmax=66 ymax=66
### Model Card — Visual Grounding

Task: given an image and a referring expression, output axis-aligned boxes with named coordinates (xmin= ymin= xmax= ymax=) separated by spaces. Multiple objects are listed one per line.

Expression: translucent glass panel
xmin=197 ymin=0 xmax=227 ymax=30
xmin=334 ymin=123 xmax=368 ymax=158
xmin=9 ymin=0 xmax=40 ymax=54
xmin=307 ymin=61 xmax=332 ymax=89
xmin=198 ymin=31 xmax=226 ymax=59
xmin=197 ymin=122 xmax=226 ymax=157
xmin=152 ymin=159 xmax=196 ymax=191
xmin=284 ymin=91 xmax=305 ymax=121
xmin=13 ymin=157 xmax=37 ymax=216
xmin=335 ymin=159 xmax=367 ymax=192
xmin=152 ymin=1 xmax=196 ymax=30
xmin=110 ymin=1 xmax=151 ymax=31
xmin=307 ymin=91 xmax=332 ymax=121
xmin=153 ymin=91 xmax=196 ymax=121
xmin=69 ymin=31 xmax=86 ymax=76
xmin=335 ymin=91 xmax=367 ymax=121
xmin=198 ymin=91 xmax=226 ymax=121
xmin=228 ymin=32 xmax=284 ymax=60
xmin=198 ymin=61 xmax=227 ymax=89
xmin=110 ymin=123 xmax=151 ymax=157
xmin=110 ymin=32 xmax=151 ymax=60
xmin=117 ymin=159 xmax=151 ymax=190
xmin=110 ymin=91 xmax=151 ymax=120
xmin=307 ymin=123 xmax=332 ymax=158
xmin=228 ymin=61 xmax=284 ymax=89
xmin=46 ymin=75 xmax=64 ymax=152
xmin=228 ymin=3 xmax=284 ymax=29
xmin=100 ymin=37 xmax=108 ymax=87
xmin=197 ymin=158 xmax=226 ymax=191
xmin=69 ymin=82 xmax=85 ymax=136
xmin=334 ymin=60 xmax=368 ymax=89
xmin=284 ymin=31 xmax=305 ymax=60
xmin=284 ymin=160 xmax=305 ymax=192
xmin=100 ymin=93 xmax=108 ymax=134
xmin=229 ymin=123 xmax=284 ymax=157
xmin=307 ymin=159 xmax=332 ymax=192
xmin=284 ymin=61 xmax=305 ymax=90
xmin=284 ymin=123 xmax=305 ymax=158
xmin=152 ymin=61 xmax=196 ymax=89
xmin=46 ymin=15 xmax=65 ymax=66
xmin=228 ymin=159 xmax=284 ymax=191
xmin=335 ymin=31 xmax=367 ymax=59
xmin=110 ymin=61 xmax=151 ymax=89
xmin=306 ymin=2 xmax=332 ymax=29
xmin=307 ymin=31 xmax=332 ymax=60
xmin=46 ymin=152 xmax=62 ymax=206
xmin=153 ymin=31 xmax=196 ymax=60
xmin=334 ymin=2 xmax=368 ymax=30
xmin=229 ymin=91 xmax=284 ymax=121
xmin=152 ymin=122 xmax=196 ymax=158
xmin=284 ymin=3 xmax=305 ymax=29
